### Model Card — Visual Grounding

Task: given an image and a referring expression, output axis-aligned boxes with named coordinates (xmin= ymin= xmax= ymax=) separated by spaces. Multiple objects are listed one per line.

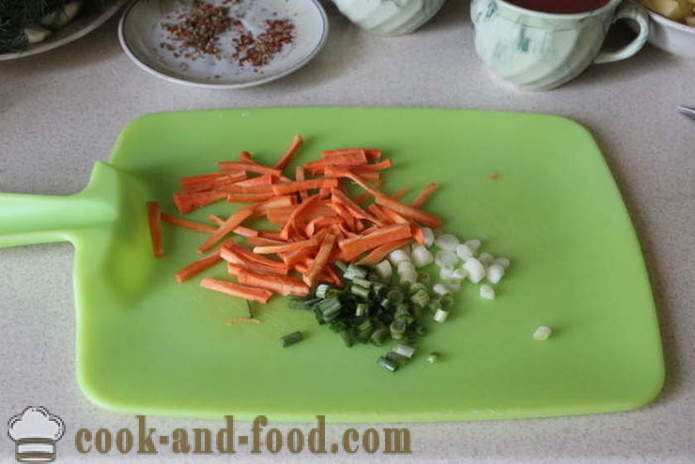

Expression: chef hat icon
xmin=8 ymin=407 xmax=64 ymax=463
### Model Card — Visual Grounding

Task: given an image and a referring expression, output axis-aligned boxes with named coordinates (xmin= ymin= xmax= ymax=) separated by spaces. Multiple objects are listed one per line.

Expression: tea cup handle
xmin=594 ymin=2 xmax=650 ymax=64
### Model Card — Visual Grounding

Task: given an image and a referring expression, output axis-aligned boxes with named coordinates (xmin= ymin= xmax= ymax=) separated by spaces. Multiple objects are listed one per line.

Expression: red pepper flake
xmin=162 ymin=0 xmax=234 ymax=57
xmin=231 ymin=19 xmax=295 ymax=68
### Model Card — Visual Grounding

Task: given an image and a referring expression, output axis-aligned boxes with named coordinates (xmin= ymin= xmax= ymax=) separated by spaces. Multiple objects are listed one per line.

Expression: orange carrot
xmin=198 ymin=206 xmax=255 ymax=253
xmin=233 ymin=174 xmax=273 ymax=187
xmin=226 ymin=192 xmax=276 ymax=203
xmin=200 ymin=277 xmax=273 ymax=304
xmin=328 ymin=202 xmax=356 ymax=231
xmin=281 ymin=194 xmax=320 ymax=240
xmin=338 ymin=224 xmax=412 ymax=261
xmin=266 ymin=206 xmax=296 ymax=225
xmin=322 ymin=148 xmax=381 ymax=161
xmin=146 ymin=201 xmax=164 ymax=258
xmin=331 ymin=188 xmax=382 ymax=225
xmin=218 ymin=161 xmax=282 ymax=176
xmin=305 ymin=217 xmax=341 ymax=237
xmin=304 ymin=151 xmax=367 ymax=172
xmin=258 ymin=230 xmax=286 ymax=240
xmin=252 ymin=235 xmax=321 ymax=255
xmin=367 ymin=204 xmax=394 ymax=224
xmin=390 ymin=186 xmax=410 ymax=200
xmin=353 ymin=159 xmax=392 ymax=172
xmin=271 ymin=178 xmax=338 ymax=196
xmin=245 ymin=236 xmax=286 ymax=247
xmin=411 ymin=183 xmax=440 ymax=208
xmin=356 ymin=238 xmax=412 ymax=266
xmin=175 ymin=252 xmax=222 ymax=282
xmin=229 ymin=266 xmax=309 ymax=297
xmin=274 ymin=135 xmax=303 ymax=171
xmin=281 ymin=246 xmax=315 ymax=267
xmin=181 ymin=172 xmax=245 ymax=192
xmin=353 ymin=191 xmax=371 ymax=205
xmin=295 ymin=166 xmax=308 ymax=201
xmin=380 ymin=206 xmax=409 ymax=224
xmin=162 ymin=213 xmax=216 ymax=234
xmin=239 ymin=151 xmax=252 ymax=161
xmin=254 ymin=195 xmax=296 ymax=213
xmin=173 ymin=191 xmax=227 ymax=214
xmin=304 ymin=233 xmax=337 ymax=287
xmin=207 ymin=215 xmax=258 ymax=238
xmin=223 ymin=242 xmax=288 ymax=271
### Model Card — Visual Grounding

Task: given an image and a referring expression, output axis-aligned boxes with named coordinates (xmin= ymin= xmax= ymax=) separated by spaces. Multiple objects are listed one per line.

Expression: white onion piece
xmin=433 ymin=283 xmax=451 ymax=296
xmin=433 ymin=309 xmax=449 ymax=323
xmin=434 ymin=250 xmax=458 ymax=269
xmin=533 ymin=326 xmax=552 ymax=341
xmin=464 ymin=239 xmax=482 ymax=253
xmin=495 ymin=257 xmax=510 ymax=269
xmin=452 ymin=268 xmax=468 ymax=281
xmin=446 ymin=280 xmax=461 ymax=291
xmin=411 ymin=245 xmax=434 ymax=268
xmin=455 ymin=244 xmax=474 ymax=260
xmin=375 ymin=260 xmax=392 ymax=280
xmin=480 ymin=284 xmax=495 ymax=300
xmin=439 ymin=267 xmax=454 ymax=280
xmin=397 ymin=261 xmax=416 ymax=275
xmin=422 ymin=227 xmax=435 ymax=247
xmin=486 ymin=264 xmax=505 ymax=284
xmin=435 ymin=234 xmax=459 ymax=251
xmin=463 ymin=258 xmax=485 ymax=283
xmin=478 ymin=252 xmax=494 ymax=266
xmin=389 ymin=249 xmax=410 ymax=266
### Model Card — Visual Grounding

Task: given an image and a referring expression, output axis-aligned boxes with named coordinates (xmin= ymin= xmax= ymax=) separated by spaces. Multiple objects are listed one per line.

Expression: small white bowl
xmin=634 ymin=1 xmax=695 ymax=59
xmin=118 ymin=0 xmax=328 ymax=88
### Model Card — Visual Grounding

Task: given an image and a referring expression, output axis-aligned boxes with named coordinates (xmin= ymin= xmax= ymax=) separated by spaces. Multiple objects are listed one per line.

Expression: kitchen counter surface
xmin=1 ymin=2 xmax=693 ymax=463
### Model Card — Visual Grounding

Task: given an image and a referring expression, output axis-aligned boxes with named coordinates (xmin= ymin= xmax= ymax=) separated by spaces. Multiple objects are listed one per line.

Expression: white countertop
xmin=1 ymin=2 xmax=694 ymax=463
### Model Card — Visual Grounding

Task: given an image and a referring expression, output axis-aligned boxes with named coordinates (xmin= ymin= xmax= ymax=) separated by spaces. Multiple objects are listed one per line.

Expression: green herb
xmin=280 ymin=331 xmax=303 ymax=347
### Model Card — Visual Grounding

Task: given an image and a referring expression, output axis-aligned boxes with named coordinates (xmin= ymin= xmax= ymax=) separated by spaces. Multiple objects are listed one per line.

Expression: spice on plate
xmin=162 ymin=1 xmax=234 ymax=58
xmin=231 ymin=19 xmax=296 ymax=67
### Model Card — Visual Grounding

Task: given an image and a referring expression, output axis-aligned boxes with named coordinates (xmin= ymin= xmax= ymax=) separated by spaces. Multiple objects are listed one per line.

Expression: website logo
xmin=8 ymin=406 xmax=65 ymax=463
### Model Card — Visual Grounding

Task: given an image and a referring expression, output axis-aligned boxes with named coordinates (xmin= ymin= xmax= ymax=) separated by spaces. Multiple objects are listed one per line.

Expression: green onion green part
xmin=281 ymin=331 xmax=303 ymax=347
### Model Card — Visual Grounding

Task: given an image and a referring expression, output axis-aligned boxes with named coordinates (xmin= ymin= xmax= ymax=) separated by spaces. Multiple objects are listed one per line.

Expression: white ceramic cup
xmin=471 ymin=0 xmax=650 ymax=90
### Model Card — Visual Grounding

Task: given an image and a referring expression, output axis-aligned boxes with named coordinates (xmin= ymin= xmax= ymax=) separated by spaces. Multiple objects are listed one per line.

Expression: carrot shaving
xmin=322 ymin=148 xmax=381 ymax=161
xmin=411 ymin=183 xmax=440 ymax=208
xmin=304 ymin=233 xmax=337 ymax=287
xmin=356 ymin=238 xmax=412 ymax=266
xmin=239 ymin=151 xmax=252 ymax=162
xmin=197 ymin=206 xmax=255 ymax=253
xmin=229 ymin=265 xmax=309 ymax=297
xmin=338 ymin=224 xmax=412 ymax=262
xmin=331 ymin=188 xmax=382 ymax=225
xmin=173 ymin=191 xmax=227 ymax=214
xmin=295 ymin=166 xmax=308 ymax=201
xmin=201 ymin=277 xmax=273 ymax=304
xmin=176 ymin=252 xmax=222 ymax=282
xmin=218 ymin=161 xmax=282 ymax=176
xmin=271 ymin=178 xmax=338 ymax=196
xmin=274 ymin=135 xmax=303 ymax=171
xmin=390 ymin=186 xmax=410 ymax=200
xmin=146 ymin=201 xmax=164 ymax=258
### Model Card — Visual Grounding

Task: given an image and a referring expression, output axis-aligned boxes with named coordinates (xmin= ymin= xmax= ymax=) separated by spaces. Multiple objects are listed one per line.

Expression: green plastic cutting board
xmin=0 ymin=108 xmax=664 ymax=422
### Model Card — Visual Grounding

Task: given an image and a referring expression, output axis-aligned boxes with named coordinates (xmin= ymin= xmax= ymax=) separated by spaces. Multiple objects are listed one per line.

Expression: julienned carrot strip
xmin=209 ymin=214 xmax=224 ymax=226
xmin=218 ymin=161 xmax=282 ymax=176
xmin=176 ymin=252 xmax=222 ymax=282
xmin=201 ymin=277 xmax=273 ymax=304
xmin=271 ymin=178 xmax=339 ymax=196
xmin=146 ymin=201 xmax=164 ymax=258
xmin=353 ymin=159 xmax=392 ymax=172
xmin=412 ymin=225 xmax=425 ymax=245
xmin=356 ymin=238 xmax=412 ymax=266
xmin=281 ymin=194 xmax=320 ymax=240
xmin=252 ymin=235 xmax=321 ymax=255
xmin=162 ymin=213 xmax=216 ymax=234
xmin=233 ymin=174 xmax=273 ymax=187
xmin=323 ymin=264 xmax=343 ymax=287
xmin=380 ymin=207 xmax=409 ymax=224
xmin=221 ymin=249 xmax=288 ymax=276
xmin=198 ymin=206 xmax=255 ymax=253
xmin=173 ymin=191 xmax=227 ymax=214
xmin=295 ymin=166 xmax=308 ymax=201
xmin=353 ymin=191 xmax=371 ymax=206
xmin=328 ymin=202 xmax=356 ymax=231
xmin=304 ymin=233 xmax=337 ymax=287
xmin=304 ymin=151 xmax=367 ymax=171
xmin=367 ymin=204 xmax=394 ymax=224
xmin=245 ymin=236 xmax=286 ymax=247
xmin=274 ymin=135 xmax=303 ymax=171
xmin=330 ymin=188 xmax=382 ymax=225
xmin=226 ymin=192 xmax=276 ymax=203
xmin=281 ymin=246 xmax=315 ymax=267
xmin=411 ymin=183 xmax=440 ymax=208
xmin=207 ymin=215 xmax=258 ymax=238
xmin=258 ymin=230 xmax=285 ymax=240
xmin=254 ymin=196 xmax=296 ymax=213
xmin=239 ymin=151 xmax=252 ymax=161
xmin=322 ymin=148 xmax=381 ymax=161
xmin=229 ymin=265 xmax=309 ymax=297
xmin=305 ymin=217 xmax=341 ymax=237
xmin=181 ymin=172 xmax=245 ymax=192
xmin=225 ymin=259 xmax=288 ymax=277
xmin=220 ymin=184 xmax=275 ymax=195
xmin=390 ymin=186 xmax=410 ymax=200
xmin=266 ymin=206 xmax=296 ymax=225
xmin=338 ymin=224 xmax=412 ymax=261
xmin=224 ymin=242 xmax=288 ymax=271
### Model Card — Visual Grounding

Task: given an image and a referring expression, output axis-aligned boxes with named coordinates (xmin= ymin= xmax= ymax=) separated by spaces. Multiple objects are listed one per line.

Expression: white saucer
xmin=118 ymin=0 xmax=329 ymax=89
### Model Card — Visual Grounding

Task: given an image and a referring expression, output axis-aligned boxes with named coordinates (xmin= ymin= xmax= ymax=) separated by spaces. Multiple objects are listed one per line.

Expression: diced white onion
xmin=494 ymin=257 xmax=510 ymax=268
xmin=411 ymin=245 xmax=434 ymax=268
xmin=375 ymin=260 xmax=392 ymax=280
xmin=434 ymin=250 xmax=458 ymax=269
xmin=486 ymin=264 xmax=505 ymax=284
xmin=452 ymin=268 xmax=468 ymax=281
xmin=397 ymin=261 xmax=416 ymax=275
xmin=433 ymin=309 xmax=449 ymax=323
xmin=433 ymin=283 xmax=451 ymax=296
xmin=439 ymin=267 xmax=454 ymax=280
xmin=455 ymin=244 xmax=474 ymax=260
xmin=533 ymin=326 xmax=552 ymax=341
xmin=435 ymin=234 xmax=460 ymax=251
xmin=400 ymin=270 xmax=418 ymax=283
xmin=446 ymin=280 xmax=461 ymax=291
xmin=464 ymin=239 xmax=481 ymax=252
xmin=463 ymin=258 xmax=485 ymax=283
xmin=480 ymin=284 xmax=495 ymax=300
xmin=389 ymin=249 xmax=410 ymax=266
xmin=422 ymin=227 xmax=435 ymax=247
xmin=478 ymin=252 xmax=494 ymax=266
xmin=393 ymin=343 xmax=415 ymax=358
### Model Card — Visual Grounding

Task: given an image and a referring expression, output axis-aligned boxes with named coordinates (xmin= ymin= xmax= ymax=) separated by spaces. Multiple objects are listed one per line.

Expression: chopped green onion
xmin=334 ymin=260 xmax=348 ymax=272
xmin=390 ymin=320 xmax=407 ymax=339
xmin=380 ymin=298 xmax=390 ymax=308
xmin=439 ymin=293 xmax=454 ymax=309
xmin=387 ymin=289 xmax=403 ymax=303
xmin=370 ymin=327 xmax=388 ymax=346
xmin=315 ymin=284 xmax=331 ymax=299
xmin=246 ymin=300 xmax=254 ymax=319
xmin=393 ymin=343 xmax=416 ymax=358
xmin=352 ymin=278 xmax=371 ymax=288
xmin=385 ymin=351 xmax=409 ymax=365
xmin=418 ymin=272 xmax=432 ymax=285
xmin=344 ymin=264 xmax=367 ymax=280
xmin=350 ymin=285 xmax=370 ymax=299
xmin=378 ymin=356 xmax=399 ymax=372
xmin=410 ymin=289 xmax=430 ymax=307
xmin=355 ymin=303 xmax=368 ymax=317
xmin=372 ymin=282 xmax=386 ymax=296
xmin=281 ymin=331 xmax=303 ymax=347
xmin=426 ymin=352 xmax=440 ymax=363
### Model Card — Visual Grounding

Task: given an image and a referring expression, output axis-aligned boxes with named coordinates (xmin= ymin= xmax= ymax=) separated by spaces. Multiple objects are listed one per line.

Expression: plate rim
xmin=117 ymin=0 xmax=330 ymax=89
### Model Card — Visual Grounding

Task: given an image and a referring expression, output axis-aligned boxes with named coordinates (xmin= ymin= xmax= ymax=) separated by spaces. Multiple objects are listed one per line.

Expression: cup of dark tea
xmin=470 ymin=0 xmax=650 ymax=90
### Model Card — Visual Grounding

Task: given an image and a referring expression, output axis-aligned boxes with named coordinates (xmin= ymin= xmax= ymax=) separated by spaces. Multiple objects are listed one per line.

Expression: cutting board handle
xmin=0 ymin=162 xmax=119 ymax=248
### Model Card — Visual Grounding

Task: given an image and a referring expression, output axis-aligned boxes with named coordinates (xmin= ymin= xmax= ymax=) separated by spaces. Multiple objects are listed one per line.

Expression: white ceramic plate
xmin=0 ymin=0 xmax=127 ymax=61
xmin=118 ymin=0 xmax=329 ymax=89
xmin=629 ymin=0 xmax=695 ymax=59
